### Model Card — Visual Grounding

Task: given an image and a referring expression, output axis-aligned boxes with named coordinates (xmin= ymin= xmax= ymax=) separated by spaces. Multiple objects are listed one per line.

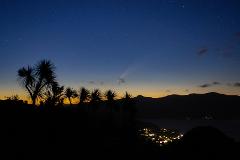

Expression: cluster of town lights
xmin=139 ymin=128 xmax=183 ymax=146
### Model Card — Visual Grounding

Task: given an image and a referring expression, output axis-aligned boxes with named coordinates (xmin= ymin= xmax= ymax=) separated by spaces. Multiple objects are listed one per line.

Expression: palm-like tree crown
xmin=122 ymin=92 xmax=133 ymax=111
xmin=105 ymin=90 xmax=117 ymax=112
xmin=90 ymin=89 xmax=101 ymax=103
xmin=79 ymin=87 xmax=90 ymax=104
xmin=17 ymin=60 xmax=56 ymax=105
xmin=105 ymin=90 xmax=116 ymax=102
xmin=65 ymin=87 xmax=78 ymax=105
xmin=35 ymin=60 xmax=56 ymax=84
xmin=44 ymin=82 xmax=64 ymax=106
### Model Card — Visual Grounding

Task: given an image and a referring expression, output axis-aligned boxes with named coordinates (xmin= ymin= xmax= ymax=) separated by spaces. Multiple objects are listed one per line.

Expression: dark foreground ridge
xmin=0 ymin=99 xmax=239 ymax=160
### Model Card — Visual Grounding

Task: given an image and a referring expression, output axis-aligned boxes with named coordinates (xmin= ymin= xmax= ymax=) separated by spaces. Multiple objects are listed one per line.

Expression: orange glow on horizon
xmin=1 ymin=85 xmax=240 ymax=105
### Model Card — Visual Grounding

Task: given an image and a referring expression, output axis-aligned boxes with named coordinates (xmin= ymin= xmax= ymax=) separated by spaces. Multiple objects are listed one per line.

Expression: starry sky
xmin=0 ymin=0 xmax=240 ymax=100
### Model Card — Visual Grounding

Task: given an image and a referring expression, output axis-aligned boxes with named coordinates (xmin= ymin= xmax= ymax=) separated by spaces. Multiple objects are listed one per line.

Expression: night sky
xmin=1 ymin=0 xmax=240 ymax=100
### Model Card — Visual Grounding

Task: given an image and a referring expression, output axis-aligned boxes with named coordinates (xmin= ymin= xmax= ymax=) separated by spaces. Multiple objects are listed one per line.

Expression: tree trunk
xmin=32 ymin=97 xmax=36 ymax=106
xmin=68 ymin=97 xmax=72 ymax=105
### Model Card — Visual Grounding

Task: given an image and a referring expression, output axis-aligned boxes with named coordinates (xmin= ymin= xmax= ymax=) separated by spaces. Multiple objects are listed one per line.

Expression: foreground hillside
xmin=0 ymin=98 xmax=239 ymax=159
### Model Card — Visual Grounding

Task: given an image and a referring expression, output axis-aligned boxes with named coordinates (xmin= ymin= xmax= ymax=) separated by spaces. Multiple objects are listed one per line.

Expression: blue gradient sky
xmin=0 ymin=0 xmax=240 ymax=100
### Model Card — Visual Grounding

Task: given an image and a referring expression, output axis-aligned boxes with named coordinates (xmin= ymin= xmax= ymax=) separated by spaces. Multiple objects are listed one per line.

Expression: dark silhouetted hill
xmin=169 ymin=126 xmax=238 ymax=159
xmin=134 ymin=92 xmax=240 ymax=119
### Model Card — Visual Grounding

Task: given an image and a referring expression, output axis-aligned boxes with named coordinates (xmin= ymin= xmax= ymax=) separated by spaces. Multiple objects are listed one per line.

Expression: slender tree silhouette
xmin=44 ymin=82 xmax=65 ymax=107
xmin=90 ymin=89 xmax=101 ymax=111
xmin=79 ymin=87 xmax=90 ymax=106
xmin=122 ymin=92 xmax=136 ymax=122
xmin=105 ymin=90 xmax=117 ymax=112
xmin=122 ymin=92 xmax=131 ymax=110
xmin=17 ymin=60 xmax=56 ymax=105
xmin=65 ymin=87 xmax=78 ymax=105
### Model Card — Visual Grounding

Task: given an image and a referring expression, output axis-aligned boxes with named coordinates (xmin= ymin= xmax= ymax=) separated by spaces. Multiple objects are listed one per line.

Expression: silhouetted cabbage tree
xmin=122 ymin=92 xmax=136 ymax=121
xmin=79 ymin=87 xmax=90 ymax=106
xmin=105 ymin=90 xmax=117 ymax=112
xmin=17 ymin=60 xmax=56 ymax=105
xmin=65 ymin=87 xmax=78 ymax=105
xmin=90 ymin=89 xmax=101 ymax=111
xmin=44 ymin=82 xmax=65 ymax=107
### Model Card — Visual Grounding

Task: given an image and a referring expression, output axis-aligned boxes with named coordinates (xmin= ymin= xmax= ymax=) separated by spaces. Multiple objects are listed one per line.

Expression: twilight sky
xmin=0 ymin=0 xmax=240 ymax=100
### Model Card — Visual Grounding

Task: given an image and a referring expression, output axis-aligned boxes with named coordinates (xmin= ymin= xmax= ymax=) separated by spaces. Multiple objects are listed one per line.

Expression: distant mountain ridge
xmin=134 ymin=92 xmax=240 ymax=119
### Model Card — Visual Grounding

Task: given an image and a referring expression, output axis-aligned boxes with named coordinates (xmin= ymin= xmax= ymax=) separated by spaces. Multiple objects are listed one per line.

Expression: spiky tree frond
xmin=17 ymin=60 xmax=57 ymax=105
xmin=79 ymin=87 xmax=90 ymax=104
xmin=65 ymin=87 xmax=78 ymax=105
xmin=35 ymin=59 xmax=56 ymax=84
xmin=18 ymin=66 xmax=35 ymax=89
xmin=90 ymin=89 xmax=101 ymax=103
xmin=43 ymin=81 xmax=65 ymax=106
xmin=105 ymin=89 xmax=117 ymax=112
xmin=105 ymin=90 xmax=116 ymax=102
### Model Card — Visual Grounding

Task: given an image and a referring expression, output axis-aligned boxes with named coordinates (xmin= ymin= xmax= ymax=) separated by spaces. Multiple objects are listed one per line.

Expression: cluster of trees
xmin=17 ymin=60 xmax=135 ymax=112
